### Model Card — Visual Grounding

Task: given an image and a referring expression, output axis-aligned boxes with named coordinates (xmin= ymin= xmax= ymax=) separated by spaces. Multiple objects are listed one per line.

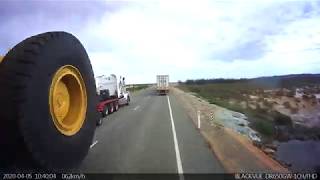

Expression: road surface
xmin=2 ymin=87 xmax=225 ymax=179
xmin=80 ymin=87 xmax=224 ymax=174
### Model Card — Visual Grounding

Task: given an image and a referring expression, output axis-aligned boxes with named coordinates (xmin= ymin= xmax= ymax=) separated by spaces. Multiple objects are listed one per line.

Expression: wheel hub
xmin=49 ymin=65 xmax=87 ymax=136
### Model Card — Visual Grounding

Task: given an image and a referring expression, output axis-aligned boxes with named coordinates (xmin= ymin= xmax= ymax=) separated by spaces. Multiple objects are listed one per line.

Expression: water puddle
xmin=214 ymin=105 xmax=320 ymax=172
xmin=275 ymin=140 xmax=320 ymax=172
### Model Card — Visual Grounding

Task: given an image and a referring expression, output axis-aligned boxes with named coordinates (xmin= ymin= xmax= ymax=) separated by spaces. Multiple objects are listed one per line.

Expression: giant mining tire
xmin=0 ymin=32 xmax=98 ymax=170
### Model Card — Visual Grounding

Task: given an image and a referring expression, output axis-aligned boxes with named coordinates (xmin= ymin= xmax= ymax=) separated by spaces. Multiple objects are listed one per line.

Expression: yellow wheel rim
xmin=49 ymin=65 xmax=87 ymax=136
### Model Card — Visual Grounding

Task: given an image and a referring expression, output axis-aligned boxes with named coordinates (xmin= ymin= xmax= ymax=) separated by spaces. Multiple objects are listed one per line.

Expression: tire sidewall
xmin=127 ymin=96 xmax=130 ymax=105
xmin=18 ymin=33 xmax=98 ymax=169
xmin=115 ymin=102 xmax=119 ymax=111
xmin=109 ymin=103 xmax=114 ymax=113
xmin=97 ymin=118 xmax=102 ymax=126
xmin=104 ymin=106 xmax=109 ymax=116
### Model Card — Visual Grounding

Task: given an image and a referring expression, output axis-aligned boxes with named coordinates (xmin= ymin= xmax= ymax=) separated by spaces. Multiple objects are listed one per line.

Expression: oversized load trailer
xmin=0 ymin=32 xmax=98 ymax=170
xmin=95 ymin=74 xmax=130 ymax=125
xmin=156 ymin=75 xmax=169 ymax=95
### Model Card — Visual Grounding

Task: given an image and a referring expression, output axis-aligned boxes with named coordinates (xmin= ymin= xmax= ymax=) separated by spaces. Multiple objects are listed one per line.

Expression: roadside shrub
xmin=252 ymin=120 xmax=274 ymax=137
xmin=189 ymin=86 xmax=201 ymax=93
xmin=271 ymin=111 xmax=292 ymax=126
xmin=229 ymin=104 xmax=246 ymax=114
xmin=290 ymin=107 xmax=299 ymax=114
xmin=257 ymin=97 xmax=264 ymax=103
xmin=208 ymin=99 xmax=216 ymax=104
xmin=275 ymin=90 xmax=284 ymax=96
xmin=263 ymin=100 xmax=273 ymax=108
xmin=283 ymin=101 xmax=291 ymax=109
xmin=256 ymin=104 xmax=267 ymax=114
xmin=286 ymin=90 xmax=295 ymax=97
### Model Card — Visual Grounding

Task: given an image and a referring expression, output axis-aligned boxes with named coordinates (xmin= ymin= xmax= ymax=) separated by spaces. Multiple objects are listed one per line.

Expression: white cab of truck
xmin=117 ymin=75 xmax=131 ymax=105
xmin=95 ymin=74 xmax=118 ymax=97
xmin=95 ymin=74 xmax=130 ymax=105
xmin=156 ymin=75 xmax=169 ymax=95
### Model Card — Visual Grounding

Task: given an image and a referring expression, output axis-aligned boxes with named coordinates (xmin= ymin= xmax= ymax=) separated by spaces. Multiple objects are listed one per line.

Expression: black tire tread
xmin=0 ymin=32 xmax=58 ymax=170
xmin=0 ymin=31 xmax=97 ymax=170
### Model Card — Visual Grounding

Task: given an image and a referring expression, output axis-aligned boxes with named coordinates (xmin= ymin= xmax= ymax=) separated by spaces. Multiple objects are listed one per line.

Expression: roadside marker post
xmin=197 ymin=110 xmax=201 ymax=129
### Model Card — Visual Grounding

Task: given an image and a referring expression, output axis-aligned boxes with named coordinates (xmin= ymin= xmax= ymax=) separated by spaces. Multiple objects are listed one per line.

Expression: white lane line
xmin=133 ymin=105 xmax=140 ymax=111
xmin=167 ymin=96 xmax=184 ymax=179
xmin=90 ymin=140 xmax=98 ymax=149
xmin=197 ymin=110 xmax=201 ymax=129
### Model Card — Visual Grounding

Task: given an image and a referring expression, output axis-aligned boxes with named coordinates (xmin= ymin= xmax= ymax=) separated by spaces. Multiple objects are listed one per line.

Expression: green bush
xmin=271 ymin=111 xmax=292 ymax=126
xmin=252 ymin=120 xmax=274 ymax=137
xmin=256 ymin=104 xmax=267 ymax=113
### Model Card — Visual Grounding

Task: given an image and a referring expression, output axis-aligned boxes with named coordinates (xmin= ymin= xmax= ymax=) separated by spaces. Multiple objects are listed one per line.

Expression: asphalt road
xmin=79 ymin=87 xmax=224 ymax=174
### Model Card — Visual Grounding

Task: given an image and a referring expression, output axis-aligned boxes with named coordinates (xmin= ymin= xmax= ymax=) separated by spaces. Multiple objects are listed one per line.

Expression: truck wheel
xmin=109 ymin=103 xmax=114 ymax=113
xmin=102 ymin=106 xmax=109 ymax=117
xmin=96 ymin=117 xmax=103 ymax=126
xmin=126 ymin=96 xmax=130 ymax=105
xmin=114 ymin=102 xmax=119 ymax=111
xmin=0 ymin=32 xmax=98 ymax=170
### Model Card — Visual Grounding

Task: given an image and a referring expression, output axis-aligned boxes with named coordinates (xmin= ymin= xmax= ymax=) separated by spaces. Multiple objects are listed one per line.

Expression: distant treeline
xmin=183 ymin=78 xmax=248 ymax=84
xmin=181 ymin=74 xmax=320 ymax=89
xmin=126 ymin=84 xmax=149 ymax=92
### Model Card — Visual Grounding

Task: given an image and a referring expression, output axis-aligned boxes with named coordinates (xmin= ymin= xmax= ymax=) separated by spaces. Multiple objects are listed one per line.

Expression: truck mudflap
xmin=157 ymin=89 xmax=169 ymax=95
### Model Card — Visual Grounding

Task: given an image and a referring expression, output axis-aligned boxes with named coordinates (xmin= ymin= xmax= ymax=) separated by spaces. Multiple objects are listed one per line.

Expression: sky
xmin=0 ymin=0 xmax=319 ymax=84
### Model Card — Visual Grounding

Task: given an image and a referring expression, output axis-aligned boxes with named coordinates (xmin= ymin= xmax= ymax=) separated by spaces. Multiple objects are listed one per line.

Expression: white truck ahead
xmin=156 ymin=75 xmax=169 ymax=95
xmin=96 ymin=74 xmax=130 ymax=125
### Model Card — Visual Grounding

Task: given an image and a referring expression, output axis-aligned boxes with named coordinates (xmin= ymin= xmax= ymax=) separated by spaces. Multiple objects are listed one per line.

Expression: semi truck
xmin=0 ymin=32 xmax=100 ymax=170
xmin=95 ymin=74 xmax=130 ymax=125
xmin=156 ymin=75 xmax=169 ymax=95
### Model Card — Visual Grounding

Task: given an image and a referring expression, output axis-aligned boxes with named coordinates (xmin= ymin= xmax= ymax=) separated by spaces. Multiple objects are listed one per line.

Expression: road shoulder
xmin=168 ymin=94 xmax=225 ymax=173
xmin=171 ymin=87 xmax=289 ymax=173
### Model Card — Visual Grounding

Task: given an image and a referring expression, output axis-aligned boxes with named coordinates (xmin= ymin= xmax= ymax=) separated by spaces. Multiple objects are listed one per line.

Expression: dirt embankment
xmin=171 ymin=87 xmax=289 ymax=173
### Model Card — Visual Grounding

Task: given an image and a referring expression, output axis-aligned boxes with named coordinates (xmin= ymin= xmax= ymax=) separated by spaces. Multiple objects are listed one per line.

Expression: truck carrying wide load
xmin=96 ymin=74 xmax=118 ymax=101
xmin=95 ymin=74 xmax=130 ymax=125
xmin=156 ymin=75 xmax=169 ymax=95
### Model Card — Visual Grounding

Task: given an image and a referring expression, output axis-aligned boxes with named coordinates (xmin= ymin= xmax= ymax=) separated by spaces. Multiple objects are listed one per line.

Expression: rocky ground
xmin=171 ymin=87 xmax=288 ymax=173
xmin=243 ymin=87 xmax=320 ymax=129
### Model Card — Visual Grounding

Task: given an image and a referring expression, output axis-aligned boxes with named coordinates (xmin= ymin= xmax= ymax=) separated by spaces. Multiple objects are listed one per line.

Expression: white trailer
xmin=156 ymin=75 xmax=169 ymax=95
xmin=96 ymin=74 xmax=130 ymax=125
